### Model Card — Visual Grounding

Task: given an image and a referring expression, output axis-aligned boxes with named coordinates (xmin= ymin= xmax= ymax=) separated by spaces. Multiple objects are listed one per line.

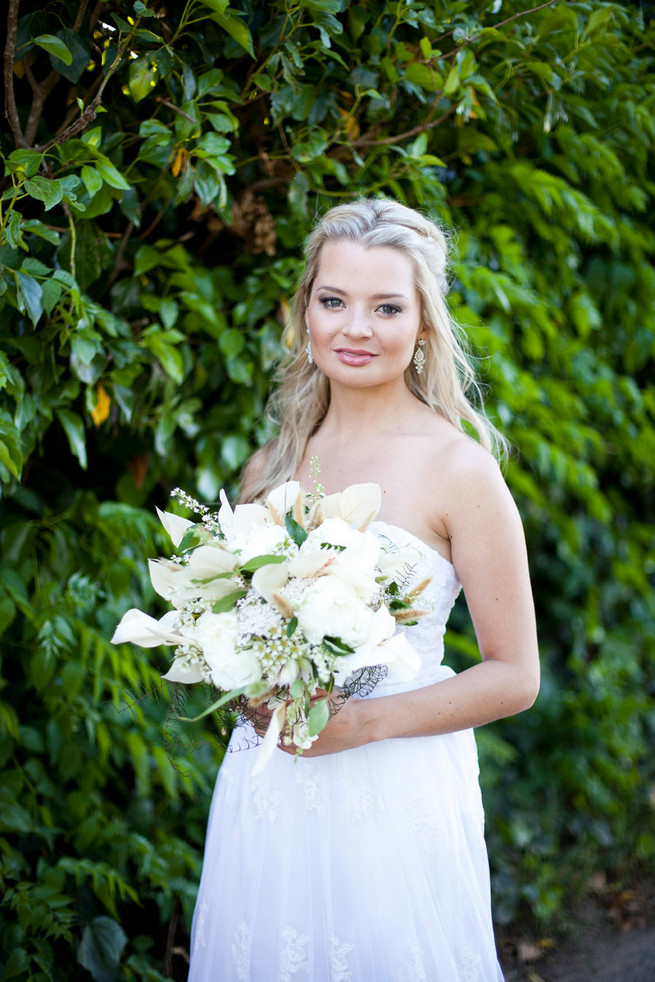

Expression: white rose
xmin=192 ymin=610 xmax=260 ymax=689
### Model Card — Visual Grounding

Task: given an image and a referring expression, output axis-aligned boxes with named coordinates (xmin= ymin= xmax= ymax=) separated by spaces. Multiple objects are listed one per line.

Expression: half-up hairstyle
xmin=244 ymin=198 xmax=506 ymax=501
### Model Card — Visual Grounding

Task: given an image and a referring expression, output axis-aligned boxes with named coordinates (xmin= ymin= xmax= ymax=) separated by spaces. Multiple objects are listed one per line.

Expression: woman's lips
xmin=335 ymin=348 xmax=377 ymax=366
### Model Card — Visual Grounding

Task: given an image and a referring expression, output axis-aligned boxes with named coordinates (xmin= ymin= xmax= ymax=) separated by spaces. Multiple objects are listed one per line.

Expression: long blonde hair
xmin=245 ymin=198 xmax=506 ymax=501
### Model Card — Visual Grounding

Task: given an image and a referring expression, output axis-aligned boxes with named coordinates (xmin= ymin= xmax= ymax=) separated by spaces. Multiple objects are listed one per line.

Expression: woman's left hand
xmin=252 ymin=692 xmax=371 ymax=757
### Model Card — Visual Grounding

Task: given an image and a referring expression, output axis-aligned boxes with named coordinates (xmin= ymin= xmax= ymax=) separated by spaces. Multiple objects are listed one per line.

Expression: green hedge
xmin=1 ymin=0 xmax=654 ymax=977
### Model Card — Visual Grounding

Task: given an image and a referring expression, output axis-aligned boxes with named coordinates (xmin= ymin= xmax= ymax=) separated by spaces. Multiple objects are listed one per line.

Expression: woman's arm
xmin=289 ymin=441 xmax=540 ymax=756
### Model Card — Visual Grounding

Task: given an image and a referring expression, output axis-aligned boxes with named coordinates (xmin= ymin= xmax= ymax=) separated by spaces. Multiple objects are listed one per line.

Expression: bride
xmin=187 ymin=198 xmax=539 ymax=981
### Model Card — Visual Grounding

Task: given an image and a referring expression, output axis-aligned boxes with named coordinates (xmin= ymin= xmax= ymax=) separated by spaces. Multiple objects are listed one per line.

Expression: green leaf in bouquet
xmin=212 ymin=588 xmax=247 ymax=613
xmin=322 ymin=635 xmax=354 ymax=656
xmin=239 ymin=554 xmax=287 ymax=573
xmin=285 ymin=513 xmax=307 ymax=546
xmin=177 ymin=526 xmax=206 ymax=552
xmin=308 ymin=698 xmax=329 ymax=737
xmin=179 ymin=686 xmax=246 ymax=721
xmin=289 ymin=678 xmax=304 ymax=698
xmin=285 ymin=616 xmax=298 ymax=639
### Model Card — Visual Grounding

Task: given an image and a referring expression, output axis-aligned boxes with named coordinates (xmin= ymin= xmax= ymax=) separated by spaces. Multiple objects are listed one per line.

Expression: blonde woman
xmin=188 ymin=199 xmax=539 ymax=981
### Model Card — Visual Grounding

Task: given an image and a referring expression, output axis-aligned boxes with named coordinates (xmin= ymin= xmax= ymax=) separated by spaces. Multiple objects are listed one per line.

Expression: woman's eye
xmin=319 ymin=297 xmax=343 ymax=309
xmin=378 ymin=303 xmax=402 ymax=316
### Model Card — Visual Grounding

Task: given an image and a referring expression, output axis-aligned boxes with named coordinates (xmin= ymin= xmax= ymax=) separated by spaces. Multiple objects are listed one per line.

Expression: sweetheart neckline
xmin=369 ymin=520 xmax=456 ymax=571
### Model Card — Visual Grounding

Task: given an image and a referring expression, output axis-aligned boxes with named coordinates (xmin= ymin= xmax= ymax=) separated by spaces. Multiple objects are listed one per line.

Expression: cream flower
xmin=148 ymin=555 xmax=240 ymax=607
xmin=308 ymin=482 xmax=381 ymax=528
xmin=218 ymin=491 xmax=269 ymax=544
xmin=111 ymin=608 xmax=182 ymax=647
xmin=161 ymin=658 xmax=206 ymax=684
xmin=266 ymin=481 xmax=301 ymax=520
xmin=376 ymin=632 xmax=421 ymax=681
xmin=156 ymin=508 xmax=195 ymax=548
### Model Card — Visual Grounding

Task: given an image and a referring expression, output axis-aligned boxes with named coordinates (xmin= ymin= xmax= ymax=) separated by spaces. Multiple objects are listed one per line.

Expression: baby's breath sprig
xmin=171 ymin=487 xmax=222 ymax=535
xmin=308 ymin=456 xmax=325 ymax=506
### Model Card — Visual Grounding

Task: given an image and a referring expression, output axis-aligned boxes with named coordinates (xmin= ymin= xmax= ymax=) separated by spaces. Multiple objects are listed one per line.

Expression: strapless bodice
xmin=369 ymin=520 xmax=462 ymax=694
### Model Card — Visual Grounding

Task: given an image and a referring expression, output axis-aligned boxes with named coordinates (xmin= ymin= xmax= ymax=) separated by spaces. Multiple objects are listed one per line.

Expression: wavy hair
xmin=245 ymin=198 xmax=506 ymax=501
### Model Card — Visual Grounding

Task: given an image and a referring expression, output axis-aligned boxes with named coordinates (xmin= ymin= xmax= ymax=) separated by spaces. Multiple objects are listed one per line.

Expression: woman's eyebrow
xmin=316 ymin=285 xmax=409 ymax=300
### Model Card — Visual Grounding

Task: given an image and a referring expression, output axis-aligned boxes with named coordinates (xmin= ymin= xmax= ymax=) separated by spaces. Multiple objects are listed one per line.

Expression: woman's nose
xmin=342 ymin=306 xmax=372 ymax=338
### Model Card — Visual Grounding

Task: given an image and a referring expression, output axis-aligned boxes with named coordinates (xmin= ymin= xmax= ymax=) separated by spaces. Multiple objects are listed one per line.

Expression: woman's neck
xmin=319 ymin=380 xmax=424 ymax=437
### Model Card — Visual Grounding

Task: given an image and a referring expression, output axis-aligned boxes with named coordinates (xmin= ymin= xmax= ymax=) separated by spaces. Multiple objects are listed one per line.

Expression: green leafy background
xmin=1 ymin=0 xmax=654 ymax=978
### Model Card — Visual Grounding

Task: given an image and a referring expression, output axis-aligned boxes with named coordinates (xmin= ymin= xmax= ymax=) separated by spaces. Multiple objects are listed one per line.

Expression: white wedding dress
xmin=188 ymin=522 xmax=505 ymax=981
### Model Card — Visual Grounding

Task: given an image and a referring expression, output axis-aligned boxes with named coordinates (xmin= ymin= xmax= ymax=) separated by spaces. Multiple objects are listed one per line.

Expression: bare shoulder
xmin=420 ymin=422 xmax=518 ymax=541
xmin=438 ymin=430 xmax=507 ymax=498
xmin=240 ymin=441 xmax=276 ymax=502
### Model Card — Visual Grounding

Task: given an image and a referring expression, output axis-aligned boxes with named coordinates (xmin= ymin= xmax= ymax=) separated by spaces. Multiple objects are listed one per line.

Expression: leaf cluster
xmin=0 ymin=0 xmax=654 ymax=974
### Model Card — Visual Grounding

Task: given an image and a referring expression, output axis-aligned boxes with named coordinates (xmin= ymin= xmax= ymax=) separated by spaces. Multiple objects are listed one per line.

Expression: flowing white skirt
xmin=188 ymin=670 xmax=504 ymax=982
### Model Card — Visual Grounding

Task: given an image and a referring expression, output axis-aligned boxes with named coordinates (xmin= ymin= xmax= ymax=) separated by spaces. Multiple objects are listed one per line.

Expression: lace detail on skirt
xmin=193 ymin=902 xmax=208 ymax=953
xmin=279 ymin=927 xmax=310 ymax=980
xmin=458 ymin=948 xmax=482 ymax=982
xmin=399 ymin=943 xmax=428 ymax=982
xmin=342 ymin=773 xmax=383 ymax=822
xmin=329 ymin=933 xmax=354 ymax=981
xmin=405 ymin=794 xmax=445 ymax=846
xmin=251 ymin=773 xmax=284 ymax=823
xmin=233 ymin=922 xmax=251 ymax=980
xmin=294 ymin=760 xmax=325 ymax=815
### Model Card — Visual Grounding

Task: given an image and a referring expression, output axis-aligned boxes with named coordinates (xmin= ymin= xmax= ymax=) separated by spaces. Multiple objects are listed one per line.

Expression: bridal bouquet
xmin=112 ymin=479 xmax=428 ymax=773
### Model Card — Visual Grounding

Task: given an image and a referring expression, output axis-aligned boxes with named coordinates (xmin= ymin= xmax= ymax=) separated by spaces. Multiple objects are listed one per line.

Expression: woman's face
xmin=304 ymin=240 xmax=425 ymax=391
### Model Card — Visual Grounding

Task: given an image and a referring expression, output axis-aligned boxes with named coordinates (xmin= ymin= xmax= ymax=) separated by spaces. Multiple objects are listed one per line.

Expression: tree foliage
xmin=1 ymin=0 xmax=654 ymax=976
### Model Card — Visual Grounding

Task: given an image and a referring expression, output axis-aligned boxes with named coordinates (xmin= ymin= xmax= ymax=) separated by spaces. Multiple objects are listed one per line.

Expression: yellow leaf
xmin=338 ymin=107 xmax=360 ymax=142
xmin=91 ymin=384 xmax=111 ymax=427
xmin=171 ymin=147 xmax=187 ymax=177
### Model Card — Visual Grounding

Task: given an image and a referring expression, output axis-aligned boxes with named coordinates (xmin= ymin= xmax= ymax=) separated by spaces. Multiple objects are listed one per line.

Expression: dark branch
xmin=355 ymin=108 xmax=456 ymax=149
xmin=3 ymin=0 xmax=27 ymax=147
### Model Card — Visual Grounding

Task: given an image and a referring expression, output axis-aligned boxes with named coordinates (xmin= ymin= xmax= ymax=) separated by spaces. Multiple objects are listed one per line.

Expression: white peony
xmin=192 ymin=610 xmax=260 ymax=689
xmin=296 ymin=577 xmax=380 ymax=649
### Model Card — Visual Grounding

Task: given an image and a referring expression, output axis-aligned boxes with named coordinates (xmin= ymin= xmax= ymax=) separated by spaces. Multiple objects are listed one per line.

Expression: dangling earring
xmin=305 ymin=337 xmax=313 ymax=364
xmin=413 ymin=338 xmax=426 ymax=375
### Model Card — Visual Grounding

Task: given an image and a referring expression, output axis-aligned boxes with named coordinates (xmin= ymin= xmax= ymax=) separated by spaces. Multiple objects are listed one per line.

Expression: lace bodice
xmin=369 ymin=521 xmax=461 ymax=694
